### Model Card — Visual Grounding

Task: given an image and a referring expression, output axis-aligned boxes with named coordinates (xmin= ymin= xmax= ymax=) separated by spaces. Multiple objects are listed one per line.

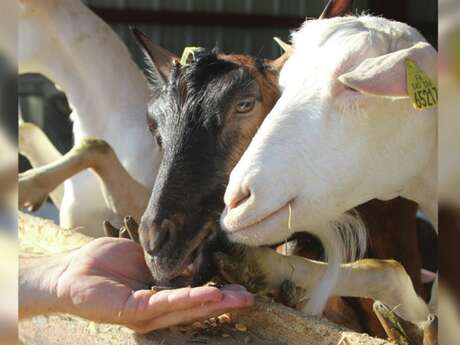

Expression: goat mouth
xmin=158 ymin=224 xmax=214 ymax=285
xmin=225 ymin=199 xmax=294 ymax=235
xmin=173 ymin=245 xmax=202 ymax=281
xmin=166 ymin=256 xmax=198 ymax=287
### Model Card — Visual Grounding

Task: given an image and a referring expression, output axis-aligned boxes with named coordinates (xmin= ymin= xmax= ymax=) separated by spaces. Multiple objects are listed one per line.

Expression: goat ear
xmin=319 ymin=0 xmax=353 ymax=19
xmin=273 ymin=37 xmax=292 ymax=53
xmin=271 ymin=52 xmax=290 ymax=71
xmin=338 ymin=42 xmax=437 ymax=98
xmin=270 ymin=37 xmax=292 ymax=71
xmin=131 ymin=27 xmax=178 ymax=83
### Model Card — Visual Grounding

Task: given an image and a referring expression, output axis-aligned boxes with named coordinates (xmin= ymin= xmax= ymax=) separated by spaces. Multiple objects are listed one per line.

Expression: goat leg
xmin=278 ymin=279 xmax=309 ymax=309
xmin=19 ymin=138 xmax=104 ymax=211
xmin=19 ymin=122 xmax=64 ymax=208
xmin=214 ymin=246 xmax=429 ymax=323
xmin=19 ymin=138 xmax=149 ymax=221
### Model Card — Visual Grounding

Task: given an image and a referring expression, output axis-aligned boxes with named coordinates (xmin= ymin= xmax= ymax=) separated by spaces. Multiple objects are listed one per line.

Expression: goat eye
xmin=154 ymin=133 xmax=162 ymax=148
xmin=235 ymin=98 xmax=256 ymax=114
xmin=147 ymin=118 xmax=157 ymax=132
xmin=344 ymin=85 xmax=358 ymax=92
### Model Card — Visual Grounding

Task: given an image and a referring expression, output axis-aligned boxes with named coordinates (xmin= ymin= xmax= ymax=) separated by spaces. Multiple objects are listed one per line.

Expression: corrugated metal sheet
xmin=84 ymin=0 xmax=329 ymax=16
xmin=82 ymin=0 xmax=335 ymax=62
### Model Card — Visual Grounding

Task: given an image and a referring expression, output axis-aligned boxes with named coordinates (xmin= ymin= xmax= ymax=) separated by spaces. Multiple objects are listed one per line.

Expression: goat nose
xmin=149 ymin=219 xmax=177 ymax=255
xmin=224 ymin=182 xmax=251 ymax=210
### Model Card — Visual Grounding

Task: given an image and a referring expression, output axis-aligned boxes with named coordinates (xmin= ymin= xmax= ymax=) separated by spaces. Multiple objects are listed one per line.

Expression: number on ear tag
xmin=405 ymin=58 xmax=438 ymax=110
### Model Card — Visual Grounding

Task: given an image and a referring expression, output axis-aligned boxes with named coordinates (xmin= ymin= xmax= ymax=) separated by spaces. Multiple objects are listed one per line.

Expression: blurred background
xmin=0 ymin=1 xmax=17 ymax=344
xmin=438 ymin=0 xmax=460 ymax=344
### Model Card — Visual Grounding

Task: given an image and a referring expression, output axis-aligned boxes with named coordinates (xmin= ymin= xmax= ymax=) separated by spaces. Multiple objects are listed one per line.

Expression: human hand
xmin=20 ymin=237 xmax=254 ymax=333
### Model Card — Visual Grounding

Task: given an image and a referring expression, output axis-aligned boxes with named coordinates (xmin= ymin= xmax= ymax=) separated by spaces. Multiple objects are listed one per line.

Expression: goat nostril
xmin=150 ymin=219 xmax=176 ymax=254
xmin=161 ymin=219 xmax=177 ymax=238
xmin=227 ymin=186 xmax=251 ymax=210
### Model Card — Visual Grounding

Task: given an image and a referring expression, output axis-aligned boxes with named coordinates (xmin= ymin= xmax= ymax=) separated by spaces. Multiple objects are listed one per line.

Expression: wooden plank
xmin=19 ymin=300 xmax=393 ymax=345
xmin=18 ymin=213 xmax=394 ymax=345
xmin=19 ymin=313 xmax=280 ymax=345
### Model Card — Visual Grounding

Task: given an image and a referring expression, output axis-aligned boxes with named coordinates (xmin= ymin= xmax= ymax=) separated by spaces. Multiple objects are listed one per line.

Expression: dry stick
xmin=124 ymin=216 xmax=140 ymax=243
xmin=103 ymin=217 xmax=140 ymax=243
xmin=118 ymin=227 xmax=132 ymax=239
xmin=103 ymin=220 xmax=120 ymax=238
xmin=337 ymin=335 xmax=352 ymax=345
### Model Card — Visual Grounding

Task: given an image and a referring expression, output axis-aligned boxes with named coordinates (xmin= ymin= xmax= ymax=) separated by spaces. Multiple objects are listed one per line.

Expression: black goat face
xmin=133 ymin=29 xmax=280 ymax=287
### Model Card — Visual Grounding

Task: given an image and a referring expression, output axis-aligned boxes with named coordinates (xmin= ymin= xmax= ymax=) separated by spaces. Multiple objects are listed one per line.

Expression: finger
xmin=133 ymin=290 xmax=254 ymax=333
xmin=125 ymin=286 xmax=224 ymax=321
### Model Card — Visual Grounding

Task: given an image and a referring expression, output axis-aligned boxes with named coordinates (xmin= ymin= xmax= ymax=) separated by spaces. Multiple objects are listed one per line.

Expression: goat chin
xmin=304 ymin=210 xmax=367 ymax=315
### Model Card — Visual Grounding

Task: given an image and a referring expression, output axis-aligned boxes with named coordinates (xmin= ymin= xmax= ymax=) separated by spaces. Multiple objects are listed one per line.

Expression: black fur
xmin=141 ymin=50 xmax=263 ymax=286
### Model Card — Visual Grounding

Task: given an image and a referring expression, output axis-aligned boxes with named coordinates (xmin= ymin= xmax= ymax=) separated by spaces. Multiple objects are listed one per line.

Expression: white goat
xmin=221 ymin=15 xmax=437 ymax=317
xmin=19 ymin=0 xmax=161 ymax=235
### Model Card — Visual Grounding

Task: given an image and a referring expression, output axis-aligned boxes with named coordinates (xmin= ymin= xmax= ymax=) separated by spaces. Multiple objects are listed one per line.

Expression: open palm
xmin=56 ymin=237 xmax=253 ymax=333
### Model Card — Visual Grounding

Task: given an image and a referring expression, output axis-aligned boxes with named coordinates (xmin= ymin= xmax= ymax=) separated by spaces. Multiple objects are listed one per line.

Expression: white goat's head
xmin=221 ymin=16 xmax=437 ymax=246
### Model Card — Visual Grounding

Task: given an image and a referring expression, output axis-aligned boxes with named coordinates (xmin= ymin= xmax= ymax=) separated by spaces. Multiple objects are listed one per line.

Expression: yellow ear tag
xmin=180 ymin=47 xmax=203 ymax=65
xmin=405 ymin=58 xmax=438 ymax=111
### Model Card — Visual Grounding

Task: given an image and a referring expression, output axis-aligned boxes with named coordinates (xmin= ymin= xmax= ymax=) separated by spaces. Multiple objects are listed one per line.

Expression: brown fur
xmin=439 ymin=204 xmax=460 ymax=301
xmin=218 ymin=54 xmax=281 ymax=175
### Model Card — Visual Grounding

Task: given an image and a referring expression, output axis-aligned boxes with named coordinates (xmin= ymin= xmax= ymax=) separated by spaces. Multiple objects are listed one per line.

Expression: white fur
xmin=19 ymin=0 xmax=161 ymax=235
xmin=221 ymin=15 xmax=437 ymax=314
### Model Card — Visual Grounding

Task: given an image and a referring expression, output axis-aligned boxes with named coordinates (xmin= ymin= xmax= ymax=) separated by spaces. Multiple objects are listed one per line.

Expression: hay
xmin=19 ymin=212 xmax=92 ymax=255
